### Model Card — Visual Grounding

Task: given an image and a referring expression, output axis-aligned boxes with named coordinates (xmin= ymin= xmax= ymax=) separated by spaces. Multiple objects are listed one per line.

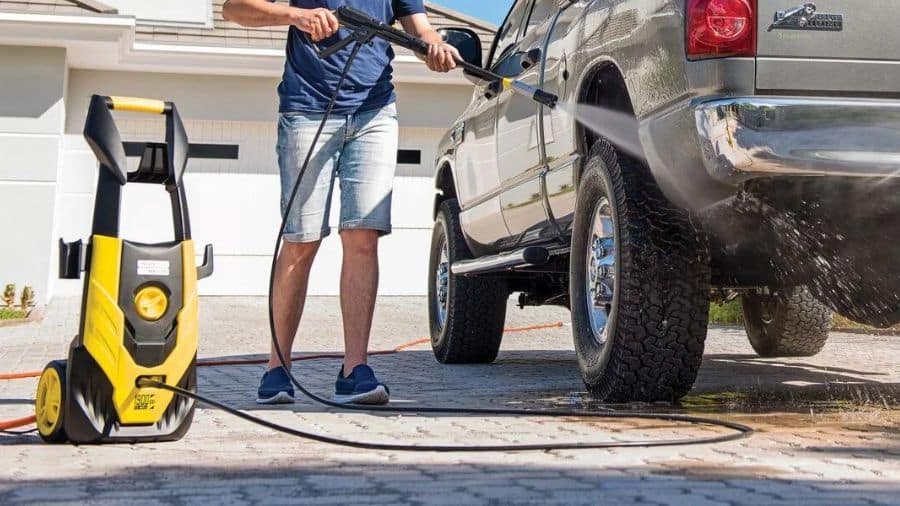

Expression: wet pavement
xmin=0 ymin=297 xmax=898 ymax=505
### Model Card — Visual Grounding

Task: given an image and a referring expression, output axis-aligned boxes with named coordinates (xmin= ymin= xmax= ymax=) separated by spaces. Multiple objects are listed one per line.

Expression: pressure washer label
xmin=134 ymin=393 xmax=156 ymax=411
xmin=137 ymin=260 xmax=170 ymax=277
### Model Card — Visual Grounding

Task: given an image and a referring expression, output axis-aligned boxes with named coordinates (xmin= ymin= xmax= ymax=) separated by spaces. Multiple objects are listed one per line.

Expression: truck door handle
xmin=483 ymin=80 xmax=503 ymax=100
xmin=520 ymin=48 xmax=542 ymax=70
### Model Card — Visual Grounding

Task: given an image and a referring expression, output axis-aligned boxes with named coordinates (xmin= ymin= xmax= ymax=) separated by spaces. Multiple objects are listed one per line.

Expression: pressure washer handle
xmin=334 ymin=6 xmax=429 ymax=55
xmin=334 ymin=7 xmax=488 ymax=79
xmin=106 ymin=96 xmax=171 ymax=115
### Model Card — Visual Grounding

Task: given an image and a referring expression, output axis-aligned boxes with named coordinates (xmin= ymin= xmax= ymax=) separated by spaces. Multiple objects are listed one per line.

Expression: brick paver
xmin=1 ymin=297 xmax=897 ymax=505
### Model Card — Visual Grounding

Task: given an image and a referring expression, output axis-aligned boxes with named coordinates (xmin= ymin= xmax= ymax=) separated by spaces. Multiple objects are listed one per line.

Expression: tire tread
xmin=742 ymin=288 xmax=832 ymax=357
xmin=572 ymin=140 xmax=710 ymax=402
xmin=430 ymin=199 xmax=507 ymax=364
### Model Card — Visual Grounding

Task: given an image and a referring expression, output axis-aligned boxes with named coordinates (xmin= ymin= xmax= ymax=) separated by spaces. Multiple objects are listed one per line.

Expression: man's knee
xmin=280 ymin=240 xmax=321 ymax=266
xmin=340 ymin=229 xmax=379 ymax=257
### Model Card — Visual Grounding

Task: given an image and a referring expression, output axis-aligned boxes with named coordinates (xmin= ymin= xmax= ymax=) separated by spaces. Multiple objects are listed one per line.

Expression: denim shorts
xmin=277 ymin=103 xmax=399 ymax=243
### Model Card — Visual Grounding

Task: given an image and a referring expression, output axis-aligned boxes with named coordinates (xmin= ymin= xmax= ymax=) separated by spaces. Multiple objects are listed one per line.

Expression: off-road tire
xmin=570 ymin=140 xmax=711 ymax=402
xmin=428 ymin=199 xmax=507 ymax=363
xmin=741 ymin=287 xmax=832 ymax=357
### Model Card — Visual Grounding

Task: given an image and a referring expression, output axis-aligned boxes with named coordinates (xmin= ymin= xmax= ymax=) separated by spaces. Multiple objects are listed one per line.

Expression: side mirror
xmin=438 ymin=27 xmax=483 ymax=68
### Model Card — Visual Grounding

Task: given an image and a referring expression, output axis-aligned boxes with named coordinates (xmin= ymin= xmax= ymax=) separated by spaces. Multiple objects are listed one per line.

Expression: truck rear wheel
xmin=570 ymin=140 xmax=710 ymax=402
xmin=428 ymin=199 xmax=508 ymax=364
xmin=741 ymin=287 xmax=832 ymax=357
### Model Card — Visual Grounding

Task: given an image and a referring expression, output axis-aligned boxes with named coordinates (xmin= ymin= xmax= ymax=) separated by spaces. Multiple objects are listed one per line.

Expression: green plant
xmin=0 ymin=307 xmax=26 ymax=320
xmin=709 ymin=299 xmax=744 ymax=325
xmin=3 ymin=284 xmax=15 ymax=309
xmin=20 ymin=285 xmax=35 ymax=311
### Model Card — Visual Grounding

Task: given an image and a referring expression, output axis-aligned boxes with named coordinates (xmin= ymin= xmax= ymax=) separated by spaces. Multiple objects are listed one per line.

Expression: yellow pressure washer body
xmin=35 ymin=95 xmax=213 ymax=444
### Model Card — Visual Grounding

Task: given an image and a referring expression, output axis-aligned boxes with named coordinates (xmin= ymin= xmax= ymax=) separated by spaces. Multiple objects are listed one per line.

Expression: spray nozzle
xmin=500 ymin=79 xmax=558 ymax=109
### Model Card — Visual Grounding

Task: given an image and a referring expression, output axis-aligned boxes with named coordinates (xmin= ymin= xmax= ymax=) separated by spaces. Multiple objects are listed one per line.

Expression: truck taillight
xmin=687 ymin=0 xmax=756 ymax=59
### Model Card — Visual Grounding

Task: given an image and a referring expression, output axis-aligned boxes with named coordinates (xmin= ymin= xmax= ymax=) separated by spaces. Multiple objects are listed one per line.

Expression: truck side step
xmin=452 ymin=246 xmax=553 ymax=276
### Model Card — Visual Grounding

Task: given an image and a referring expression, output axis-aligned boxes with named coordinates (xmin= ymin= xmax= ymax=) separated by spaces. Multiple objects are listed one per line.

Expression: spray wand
xmin=318 ymin=6 xmax=559 ymax=109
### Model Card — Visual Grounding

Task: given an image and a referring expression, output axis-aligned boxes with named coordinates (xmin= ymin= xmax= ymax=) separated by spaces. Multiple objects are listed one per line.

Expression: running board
xmin=452 ymin=246 xmax=554 ymax=276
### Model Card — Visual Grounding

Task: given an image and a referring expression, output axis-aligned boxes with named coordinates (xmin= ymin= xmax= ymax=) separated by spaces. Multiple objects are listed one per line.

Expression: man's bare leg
xmin=339 ymin=229 xmax=380 ymax=373
xmin=267 ymin=240 xmax=321 ymax=371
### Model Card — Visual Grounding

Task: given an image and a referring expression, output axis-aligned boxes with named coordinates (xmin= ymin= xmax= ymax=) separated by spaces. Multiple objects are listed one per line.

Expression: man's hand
xmin=425 ymin=43 xmax=461 ymax=73
xmin=291 ymin=8 xmax=340 ymax=42
xmin=399 ymin=13 xmax=461 ymax=74
xmin=223 ymin=0 xmax=338 ymax=35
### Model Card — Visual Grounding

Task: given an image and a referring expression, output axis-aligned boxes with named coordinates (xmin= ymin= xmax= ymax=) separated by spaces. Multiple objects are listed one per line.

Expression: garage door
xmin=55 ymin=118 xmax=442 ymax=296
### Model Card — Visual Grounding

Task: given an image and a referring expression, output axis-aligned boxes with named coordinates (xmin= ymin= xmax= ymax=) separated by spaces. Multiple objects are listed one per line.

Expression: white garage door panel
xmin=160 ymin=173 xmax=281 ymax=255
xmin=200 ymin=229 xmax=432 ymax=296
xmin=178 ymin=174 xmax=434 ymax=255
xmin=114 ymin=120 xmax=440 ymax=179
xmin=118 ymin=118 xmax=278 ymax=176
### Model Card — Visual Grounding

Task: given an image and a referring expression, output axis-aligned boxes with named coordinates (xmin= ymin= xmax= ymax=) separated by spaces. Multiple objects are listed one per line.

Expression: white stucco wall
xmin=0 ymin=46 xmax=68 ymax=304
xmin=57 ymin=69 xmax=474 ymax=296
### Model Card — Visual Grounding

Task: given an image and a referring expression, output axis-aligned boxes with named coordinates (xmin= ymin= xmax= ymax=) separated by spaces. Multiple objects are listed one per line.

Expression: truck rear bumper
xmin=695 ymin=97 xmax=900 ymax=184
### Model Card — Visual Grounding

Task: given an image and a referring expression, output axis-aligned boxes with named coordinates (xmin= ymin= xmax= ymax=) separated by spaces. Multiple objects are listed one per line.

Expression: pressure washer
xmin=35 ymin=95 xmax=213 ymax=443
xmin=30 ymin=7 xmax=752 ymax=449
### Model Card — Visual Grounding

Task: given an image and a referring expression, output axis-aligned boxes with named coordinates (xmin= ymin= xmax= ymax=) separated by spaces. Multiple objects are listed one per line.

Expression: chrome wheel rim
xmin=585 ymin=197 xmax=617 ymax=345
xmin=434 ymin=237 xmax=450 ymax=330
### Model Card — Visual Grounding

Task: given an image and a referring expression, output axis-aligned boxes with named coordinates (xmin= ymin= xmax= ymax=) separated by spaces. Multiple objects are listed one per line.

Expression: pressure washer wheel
xmin=570 ymin=140 xmax=711 ymax=402
xmin=35 ymin=360 xmax=68 ymax=443
xmin=428 ymin=199 xmax=508 ymax=363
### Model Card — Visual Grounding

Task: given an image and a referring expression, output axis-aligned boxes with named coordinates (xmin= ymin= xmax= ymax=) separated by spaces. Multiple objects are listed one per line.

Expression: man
xmin=223 ymin=0 xmax=460 ymax=405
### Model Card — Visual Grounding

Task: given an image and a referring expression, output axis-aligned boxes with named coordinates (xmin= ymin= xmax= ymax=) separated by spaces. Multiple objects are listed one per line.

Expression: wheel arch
xmin=433 ymin=160 xmax=458 ymax=220
xmin=574 ymin=61 xmax=636 ymax=185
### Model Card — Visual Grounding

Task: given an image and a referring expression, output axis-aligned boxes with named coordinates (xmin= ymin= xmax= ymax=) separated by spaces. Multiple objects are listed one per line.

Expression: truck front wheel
xmin=570 ymin=140 xmax=711 ymax=402
xmin=428 ymin=199 xmax=508 ymax=364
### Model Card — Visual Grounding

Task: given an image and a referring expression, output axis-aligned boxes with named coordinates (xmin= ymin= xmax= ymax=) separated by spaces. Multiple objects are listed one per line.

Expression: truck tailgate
xmin=756 ymin=0 xmax=900 ymax=94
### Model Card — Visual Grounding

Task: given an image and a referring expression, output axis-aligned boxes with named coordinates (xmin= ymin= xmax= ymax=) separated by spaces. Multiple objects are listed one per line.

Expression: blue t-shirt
xmin=276 ymin=0 xmax=426 ymax=114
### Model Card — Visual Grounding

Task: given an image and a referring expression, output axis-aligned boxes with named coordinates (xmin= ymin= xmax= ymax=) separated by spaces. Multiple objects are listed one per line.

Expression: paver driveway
xmin=1 ymin=297 xmax=897 ymax=505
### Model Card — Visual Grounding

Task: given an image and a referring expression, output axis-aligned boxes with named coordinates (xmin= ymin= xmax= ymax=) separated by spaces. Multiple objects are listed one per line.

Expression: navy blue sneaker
xmin=334 ymin=364 xmax=390 ymax=405
xmin=256 ymin=366 xmax=295 ymax=404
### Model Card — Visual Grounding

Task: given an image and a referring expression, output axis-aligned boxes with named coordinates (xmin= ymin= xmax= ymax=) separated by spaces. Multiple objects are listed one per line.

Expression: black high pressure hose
xmin=147 ymin=39 xmax=753 ymax=451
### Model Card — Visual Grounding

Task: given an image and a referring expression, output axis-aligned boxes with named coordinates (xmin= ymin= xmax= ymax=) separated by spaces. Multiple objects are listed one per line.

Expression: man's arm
xmin=223 ymin=0 xmax=338 ymax=41
xmin=399 ymin=13 xmax=461 ymax=73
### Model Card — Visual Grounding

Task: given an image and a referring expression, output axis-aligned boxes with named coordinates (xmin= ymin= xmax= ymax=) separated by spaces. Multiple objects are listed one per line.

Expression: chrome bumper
xmin=695 ymin=97 xmax=900 ymax=184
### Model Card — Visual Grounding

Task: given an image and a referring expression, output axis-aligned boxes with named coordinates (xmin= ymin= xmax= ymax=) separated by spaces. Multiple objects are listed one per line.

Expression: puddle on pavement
xmin=534 ymin=384 xmax=900 ymax=423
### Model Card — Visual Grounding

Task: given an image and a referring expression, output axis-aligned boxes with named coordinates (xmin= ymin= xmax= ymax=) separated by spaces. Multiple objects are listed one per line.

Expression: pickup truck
xmin=428 ymin=0 xmax=900 ymax=401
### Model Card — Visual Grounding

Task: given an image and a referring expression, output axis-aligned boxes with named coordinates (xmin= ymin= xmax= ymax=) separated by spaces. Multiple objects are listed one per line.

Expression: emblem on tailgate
xmin=769 ymin=3 xmax=843 ymax=31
